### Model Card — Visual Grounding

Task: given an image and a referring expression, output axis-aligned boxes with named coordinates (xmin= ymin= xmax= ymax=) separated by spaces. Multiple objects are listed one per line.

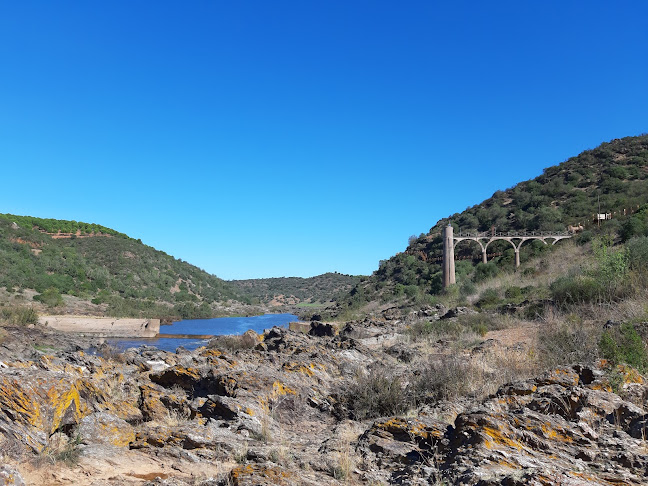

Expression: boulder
xmin=0 ymin=465 xmax=25 ymax=486
xmin=78 ymin=412 xmax=135 ymax=447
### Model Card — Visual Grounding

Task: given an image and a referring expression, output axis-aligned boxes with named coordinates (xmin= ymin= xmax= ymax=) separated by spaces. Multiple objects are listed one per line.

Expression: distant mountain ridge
xmin=231 ymin=272 xmax=362 ymax=305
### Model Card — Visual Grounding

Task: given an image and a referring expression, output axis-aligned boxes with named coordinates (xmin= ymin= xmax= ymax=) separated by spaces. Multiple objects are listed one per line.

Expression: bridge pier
xmin=482 ymin=249 xmax=487 ymax=264
xmin=442 ymin=224 xmax=456 ymax=288
xmin=514 ymin=249 xmax=520 ymax=268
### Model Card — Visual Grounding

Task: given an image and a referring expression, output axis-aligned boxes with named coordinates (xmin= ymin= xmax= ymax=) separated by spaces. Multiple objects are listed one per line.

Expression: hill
xmin=335 ymin=134 xmax=648 ymax=314
xmin=230 ymin=272 xmax=362 ymax=306
xmin=0 ymin=214 xmax=253 ymax=319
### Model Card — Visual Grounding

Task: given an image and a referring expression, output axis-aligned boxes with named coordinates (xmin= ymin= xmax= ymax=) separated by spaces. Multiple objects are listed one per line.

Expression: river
xmin=107 ymin=313 xmax=298 ymax=352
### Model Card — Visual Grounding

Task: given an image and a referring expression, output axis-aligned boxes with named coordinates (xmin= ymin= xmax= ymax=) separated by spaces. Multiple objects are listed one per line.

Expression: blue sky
xmin=1 ymin=2 xmax=646 ymax=279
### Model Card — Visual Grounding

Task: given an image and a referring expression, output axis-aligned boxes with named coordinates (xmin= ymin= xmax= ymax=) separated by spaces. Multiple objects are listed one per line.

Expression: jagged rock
xmin=0 ymin=368 xmax=87 ymax=451
xmin=150 ymin=366 xmax=238 ymax=398
xmin=140 ymin=383 xmax=191 ymax=422
xmin=441 ymin=307 xmax=477 ymax=319
xmin=229 ymin=464 xmax=294 ymax=486
xmin=357 ymin=416 xmax=448 ymax=467
xmin=198 ymin=395 xmax=240 ymax=420
xmin=309 ymin=322 xmax=337 ymax=337
xmin=78 ymin=412 xmax=134 ymax=447
xmin=0 ymin=465 xmax=25 ymax=486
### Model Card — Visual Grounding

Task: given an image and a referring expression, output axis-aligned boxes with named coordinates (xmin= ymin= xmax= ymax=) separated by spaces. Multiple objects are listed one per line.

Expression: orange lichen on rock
xmin=229 ymin=464 xmax=292 ymax=486
xmin=271 ymin=381 xmax=296 ymax=398
xmin=0 ymin=376 xmax=42 ymax=428
xmin=281 ymin=362 xmax=324 ymax=377
xmin=482 ymin=425 xmax=524 ymax=451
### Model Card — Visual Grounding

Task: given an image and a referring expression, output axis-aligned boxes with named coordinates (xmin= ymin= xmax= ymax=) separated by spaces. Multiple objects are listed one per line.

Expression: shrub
xmin=504 ymin=286 xmax=523 ymax=300
xmin=476 ymin=288 xmax=502 ymax=308
xmin=342 ymin=368 xmax=410 ymax=420
xmin=33 ymin=287 xmax=64 ymax=308
xmin=473 ymin=262 xmax=499 ymax=282
xmin=626 ymin=236 xmax=648 ymax=271
xmin=550 ymin=275 xmax=602 ymax=307
xmin=599 ymin=323 xmax=648 ymax=372
xmin=0 ymin=305 xmax=38 ymax=326
xmin=575 ymin=230 xmax=594 ymax=245
xmin=459 ymin=280 xmax=477 ymax=297
xmin=411 ymin=357 xmax=482 ymax=403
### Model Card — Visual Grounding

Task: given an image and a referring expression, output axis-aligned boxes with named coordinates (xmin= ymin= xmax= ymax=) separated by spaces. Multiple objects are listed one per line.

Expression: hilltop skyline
xmin=1 ymin=2 xmax=647 ymax=279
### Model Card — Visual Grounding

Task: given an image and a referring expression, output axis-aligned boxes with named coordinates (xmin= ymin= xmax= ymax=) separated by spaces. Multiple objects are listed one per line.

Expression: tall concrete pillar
xmin=514 ymin=249 xmax=520 ymax=268
xmin=443 ymin=224 xmax=456 ymax=288
xmin=482 ymin=249 xmax=487 ymax=264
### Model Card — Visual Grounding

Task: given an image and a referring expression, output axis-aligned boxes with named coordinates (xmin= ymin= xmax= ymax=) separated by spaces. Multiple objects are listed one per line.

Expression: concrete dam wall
xmin=38 ymin=315 xmax=160 ymax=338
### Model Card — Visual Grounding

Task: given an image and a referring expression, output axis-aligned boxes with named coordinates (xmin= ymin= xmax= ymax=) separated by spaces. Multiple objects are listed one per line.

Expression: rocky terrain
xmin=1 ymin=306 xmax=648 ymax=486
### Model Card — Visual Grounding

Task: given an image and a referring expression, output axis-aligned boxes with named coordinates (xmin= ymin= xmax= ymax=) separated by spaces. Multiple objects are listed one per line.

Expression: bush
xmin=459 ymin=280 xmax=477 ymax=297
xmin=550 ymin=275 xmax=602 ymax=307
xmin=473 ymin=262 xmax=499 ymax=282
xmin=476 ymin=288 xmax=502 ymax=308
xmin=0 ymin=305 xmax=39 ymax=325
xmin=33 ymin=287 xmax=64 ymax=308
xmin=411 ymin=357 xmax=482 ymax=403
xmin=342 ymin=368 xmax=411 ymax=420
xmin=504 ymin=286 xmax=523 ymax=300
xmin=626 ymin=236 xmax=648 ymax=271
xmin=599 ymin=323 xmax=648 ymax=372
xmin=574 ymin=230 xmax=594 ymax=245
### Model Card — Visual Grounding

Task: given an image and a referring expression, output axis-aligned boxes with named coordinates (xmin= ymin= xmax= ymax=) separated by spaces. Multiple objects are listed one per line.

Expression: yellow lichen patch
xmin=4 ymin=361 xmax=35 ymax=368
xmin=547 ymin=369 xmax=579 ymax=386
xmin=617 ymin=365 xmax=644 ymax=384
xmin=245 ymin=407 xmax=255 ymax=416
xmin=0 ymin=377 xmax=42 ymax=428
xmin=230 ymin=464 xmax=292 ymax=485
xmin=496 ymin=458 xmax=521 ymax=469
xmin=539 ymin=423 xmax=574 ymax=443
xmin=589 ymin=382 xmax=613 ymax=392
xmin=281 ymin=362 xmax=324 ymax=377
xmin=47 ymin=380 xmax=82 ymax=434
xmin=482 ymin=426 xmax=524 ymax=451
xmin=271 ymin=381 xmax=296 ymax=398
xmin=99 ymin=421 xmax=135 ymax=447
xmin=374 ymin=417 xmax=433 ymax=440
xmin=200 ymin=348 xmax=223 ymax=358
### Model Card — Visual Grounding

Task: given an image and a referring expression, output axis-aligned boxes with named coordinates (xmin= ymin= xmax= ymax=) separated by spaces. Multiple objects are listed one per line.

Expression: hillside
xmin=0 ymin=214 xmax=252 ymax=319
xmin=336 ymin=134 xmax=648 ymax=313
xmin=230 ymin=272 xmax=362 ymax=306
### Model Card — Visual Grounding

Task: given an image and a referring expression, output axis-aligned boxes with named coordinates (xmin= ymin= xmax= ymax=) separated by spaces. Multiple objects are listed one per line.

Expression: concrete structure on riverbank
xmin=38 ymin=315 xmax=160 ymax=338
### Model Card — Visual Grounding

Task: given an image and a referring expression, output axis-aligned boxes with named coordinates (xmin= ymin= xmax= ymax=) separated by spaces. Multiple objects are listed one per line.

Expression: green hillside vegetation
xmin=336 ymin=134 xmax=648 ymax=315
xmin=0 ymin=213 xmax=128 ymax=238
xmin=230 ymin=272 xmax=362 ymax=305
xmin=0 ymin=215 xmax=249 ymax=319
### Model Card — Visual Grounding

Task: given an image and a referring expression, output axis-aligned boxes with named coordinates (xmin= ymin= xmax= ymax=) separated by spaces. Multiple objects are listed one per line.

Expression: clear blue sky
xmin=1 ymin=2 xmax=646 ymax=279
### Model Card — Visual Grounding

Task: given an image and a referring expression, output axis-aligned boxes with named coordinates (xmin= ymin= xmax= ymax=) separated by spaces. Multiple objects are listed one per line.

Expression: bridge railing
xmin=456 ymin=231 xmax=572 ymax=238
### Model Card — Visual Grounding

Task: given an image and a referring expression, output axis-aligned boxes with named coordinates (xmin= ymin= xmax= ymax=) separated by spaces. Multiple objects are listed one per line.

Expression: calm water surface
xmin=107 ymin=313 xmax=298 ymax=352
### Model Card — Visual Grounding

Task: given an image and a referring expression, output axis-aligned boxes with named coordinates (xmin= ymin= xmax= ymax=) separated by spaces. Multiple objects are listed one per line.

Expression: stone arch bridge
xmin=442 ymin=225 xmax=572 ymax=288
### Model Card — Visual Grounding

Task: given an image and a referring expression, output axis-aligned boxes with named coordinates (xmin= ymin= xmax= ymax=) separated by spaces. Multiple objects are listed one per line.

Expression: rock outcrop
xmin=0 ymin=323 xmax=647 ymax=485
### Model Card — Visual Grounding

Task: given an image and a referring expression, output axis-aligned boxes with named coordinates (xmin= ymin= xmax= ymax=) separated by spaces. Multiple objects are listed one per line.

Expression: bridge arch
xmin=442 ymin=225 xmax=572 ymax=289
